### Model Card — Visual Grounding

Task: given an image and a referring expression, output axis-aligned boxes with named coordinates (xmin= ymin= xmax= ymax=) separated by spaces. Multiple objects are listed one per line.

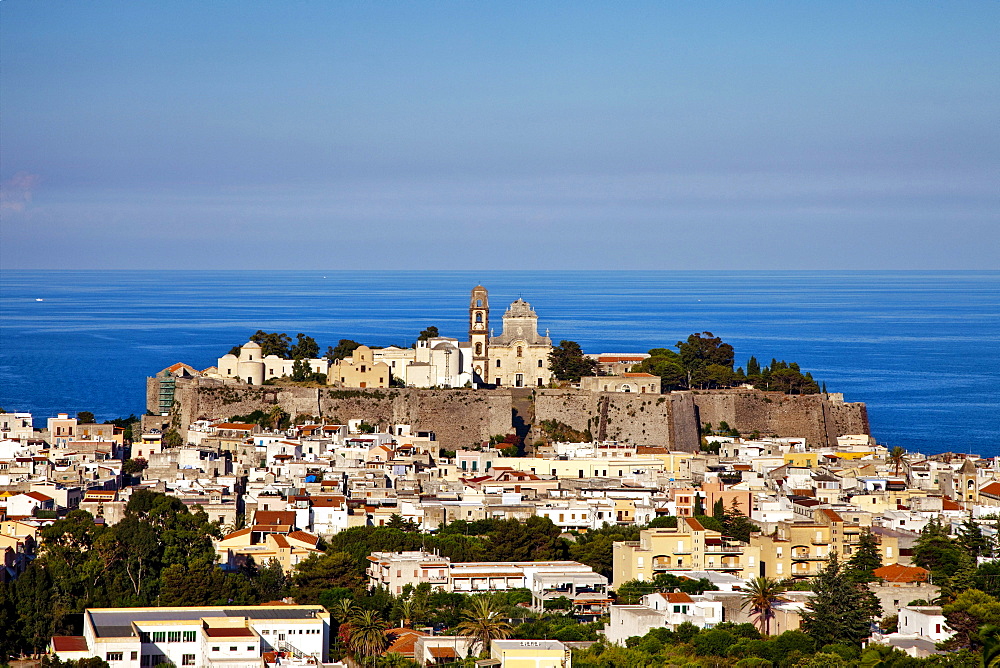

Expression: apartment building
xmin=366 ymin=551 xmax=608 ymax=614
xmin=51 ymin=605 xmax=330 ymax=668
xmin=611 ymin=518 xmax=746 ymax=588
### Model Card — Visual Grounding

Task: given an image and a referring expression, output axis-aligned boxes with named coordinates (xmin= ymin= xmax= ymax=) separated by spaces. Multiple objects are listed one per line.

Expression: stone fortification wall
xmin=152 ymin=377 xmax=513 ymax=449
xmin=531 ymin=390 xmax=702 ymax=452
xmin=690 ymin=390 xmax=870 ymax=447
xmin=150 ymin=377 xmax=868 ymax=452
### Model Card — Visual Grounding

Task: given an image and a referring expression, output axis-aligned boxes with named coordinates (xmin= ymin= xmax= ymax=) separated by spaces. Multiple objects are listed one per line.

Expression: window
xmin=168 ymin=631 xmax=181 ymax=642
xmin=230 ymin=647 xmax=238 ymax=652
xmin=261 ymin=630 xmax=269 ymax=635
xmin=248 ymin=646 xmax=255 ymax=651
xmin=212 ymin=647 xmax=220 ymax=652
xmin=516 ymin=346 xmax=523 ymax=357
xmin=183 ymin=631 xmax=196 ymax=642
xmin=152 ymin=632 xmax=166 ymax=643
xmin=475 ymin=312 xmax=483 ymax=323
xmin=131 ymin=652 xmax=138 ymax=661
xmin=140 ymin=632 xmax=151 ymax=643
xmin=107 ymin=653 xmax=123 ymax=662
xmin=475 ymin=343 xmax=482 ymax=355
xmin=496 ymin=359 xmax=501 ymax=368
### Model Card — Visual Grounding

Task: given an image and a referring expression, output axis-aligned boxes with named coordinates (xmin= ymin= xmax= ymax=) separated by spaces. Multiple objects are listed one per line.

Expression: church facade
xmin=468 ymin=286 xmax=553 ymax=388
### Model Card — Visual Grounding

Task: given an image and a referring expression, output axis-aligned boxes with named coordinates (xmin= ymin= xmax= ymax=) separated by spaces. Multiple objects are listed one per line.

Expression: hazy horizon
xmin=2 ymin=2 xmax=997 ymax=270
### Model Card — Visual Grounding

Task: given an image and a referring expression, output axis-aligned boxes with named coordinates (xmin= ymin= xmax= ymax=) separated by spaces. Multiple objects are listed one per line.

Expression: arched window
xmin=496 ymin=359 xmax=501 ymax=368
xmin=476 ymin=299 xmax=482 ymax=307
xmin=475 ymin=343 xmax=482 ymax=355
xmin=537 ymin=359 xmax=543 ymax=368
xmin=516 ymin=346 xmax=523 ymax=357
xmin=475 ymin=312 xmax=483 ymax=323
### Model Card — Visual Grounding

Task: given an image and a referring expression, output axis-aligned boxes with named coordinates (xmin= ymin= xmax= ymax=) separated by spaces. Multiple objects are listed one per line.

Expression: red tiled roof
xmin=287 ymin=531 xmax=319 ymax=547
xmin=663 ymin=592 xmax=694 ymax=603
xmin=385 ymin=629 xmax=428 ymax=657
xmin=622 ymin=373 xmax=656 ymax=378
xmin=684 ymin=517 xmax=705 ymax=531
xmin=52 ymin=636 xmax=89 ymax=652
xmin=981 ymin=482 xmax=1000 ymax=498
xmin=429 ymin=647 xmax=459 ymax=658
xmin=874 ymin=563 xmax=929 ymax=583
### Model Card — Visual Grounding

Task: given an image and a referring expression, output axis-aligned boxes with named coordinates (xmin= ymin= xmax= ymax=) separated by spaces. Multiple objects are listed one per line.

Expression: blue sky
xmin=2 ymin=1 xmax=997 ymax=269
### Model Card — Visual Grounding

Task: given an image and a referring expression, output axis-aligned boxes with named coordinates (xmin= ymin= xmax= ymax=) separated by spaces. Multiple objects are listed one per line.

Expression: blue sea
xmin=1 ymin=271 xmax=998 ymax=457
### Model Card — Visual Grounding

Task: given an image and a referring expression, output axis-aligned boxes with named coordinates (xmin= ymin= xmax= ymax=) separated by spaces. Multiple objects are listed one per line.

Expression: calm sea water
xmin=1 ymin=271 xmax=997 ymax=457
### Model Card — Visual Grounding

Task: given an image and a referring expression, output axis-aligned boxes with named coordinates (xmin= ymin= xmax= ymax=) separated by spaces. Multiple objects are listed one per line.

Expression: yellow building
xmin=490 ymin=640 xmax=571 ymax=668
xmin=328 ymin=345 xmax=391 ymax=389
xmin=783 ymin=452 xmax=820 ymax=469
xmin=742 ymin=509 xmax=899 ymax=580
xmin=612 ymin=519 xmax=745 ymax=588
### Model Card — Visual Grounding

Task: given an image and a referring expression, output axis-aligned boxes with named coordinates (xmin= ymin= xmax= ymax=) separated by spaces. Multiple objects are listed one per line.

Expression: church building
xmin=469 ymin=286 xmax=553 ymax=388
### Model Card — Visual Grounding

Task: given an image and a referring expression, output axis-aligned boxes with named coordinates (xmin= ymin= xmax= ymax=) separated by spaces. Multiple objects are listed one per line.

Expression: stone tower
xmin=469 ymin=286 xmax=490 ymax=386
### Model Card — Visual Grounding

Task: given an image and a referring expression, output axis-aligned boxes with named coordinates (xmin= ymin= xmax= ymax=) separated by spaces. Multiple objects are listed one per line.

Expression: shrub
xmin=693 ymin=629 xmax=737 ymax=656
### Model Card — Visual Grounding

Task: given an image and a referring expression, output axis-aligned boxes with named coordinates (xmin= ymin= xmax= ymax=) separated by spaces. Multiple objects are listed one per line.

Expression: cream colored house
xmin=580 ymin=373 xmax=661 ymax=394
xmin=328 ymin=346 xmax=390 ymax=388
xmin=490 ymin=640 xmax=571 ymax=668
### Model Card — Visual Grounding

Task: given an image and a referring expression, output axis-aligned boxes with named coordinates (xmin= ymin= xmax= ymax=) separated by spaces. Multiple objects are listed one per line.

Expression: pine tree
xmin=800 ymin=552 xmax=882 ymax=647
xmin=712 ymin=498 xmax=726 ymax=521
xmin=957 ymin=516 xmax=992 ymax=559
xmin=846 ymin=529 xmax=883 ymax=582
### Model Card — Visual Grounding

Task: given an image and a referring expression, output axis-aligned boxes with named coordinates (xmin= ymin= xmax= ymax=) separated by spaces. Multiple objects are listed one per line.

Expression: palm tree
xmin=456 ymin=595 xmax=512 ymax=656
xmin=889 ymin=446 xmax=906 ymax=476
xmin=740 ymin=577 xmax=785 ymax=636
xmin=333 ymin=598 xmax=358 ymax=624
xmin=349 ymin=609 xmax=389 ymax=662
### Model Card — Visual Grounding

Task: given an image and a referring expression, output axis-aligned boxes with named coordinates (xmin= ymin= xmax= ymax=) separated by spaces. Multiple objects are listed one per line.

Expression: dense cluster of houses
xmin=3 ymin=403 xmax=998 ymax=662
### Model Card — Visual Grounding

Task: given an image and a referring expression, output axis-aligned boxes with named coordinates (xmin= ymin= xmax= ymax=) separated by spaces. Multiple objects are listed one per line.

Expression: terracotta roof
xmin=385 ymin=628 xmax=428 ymax=657
xmin=597 ymin=355 xmax=645 ymax=362
xmin=52 ymin=636 xmax=89 ymax=652
xmin=205 ymin=627 xmax=255 ymax=637
xmin=311 ymin=496 xmax=345 ymax=508
xmin=820 ymin=509 xmax=844 ymax=523
xmin=429 ymin=647 xmax=459 ymax=658
xmin=874 ymin=563 xmax=929 ymax=583
xmin=684 ymin=517 xmax=705 ymax=531
xmin=663 ymin=592 xmax=694 ymax=603
xmin=254 ymin=510 xmax=296 ymax=525
xmin=622 ymin=373 xmax=656 ymax=378
xmin=270 ymin=534 xmax=290 ymax=548
xmin=981 ymin=482 xmax=1000 ymax=498
xmin=942 ymin=499 xmax=962 ymax=511
xmin=215 ymin=423 xmax=256 ymax=430
xmin=23 ymin=491 xmax=53 ymax=502
xmin=222 ymin=528 xmax=252 ymax=539
xmin=287 ymin=531 xmax=319 ymax=547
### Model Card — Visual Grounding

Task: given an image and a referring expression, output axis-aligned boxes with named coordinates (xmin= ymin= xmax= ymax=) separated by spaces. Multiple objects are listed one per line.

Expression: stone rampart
xmin=691 ymin=390 xmax=870 ymax=447
xmin=150 ymin=377 xmax=868 ymax=451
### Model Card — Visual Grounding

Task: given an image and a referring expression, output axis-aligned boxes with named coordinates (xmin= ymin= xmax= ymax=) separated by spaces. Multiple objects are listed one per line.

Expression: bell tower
xmin=469 ymin=286 xmax=490 ymax=386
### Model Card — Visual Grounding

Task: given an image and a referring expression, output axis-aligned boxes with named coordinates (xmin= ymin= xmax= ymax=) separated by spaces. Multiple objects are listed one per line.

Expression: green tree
xmin=722 ymin=500 xmax=758 ymax=543
xmin=122 ymin=457 xmax=148 ymax=476
xmin=632 ymin=349 xmax=686 ymax=391
xmin=291 ymin=358 xmax=312 ymax=382
xmin=77 ymin=411 xmax=96 ymax=423
xmin=290 ymin=552 xmax=362 ymax=603
xmin=958 ymin=517 xmax=992 ymax=559
xmin=941 ymin=589 xmax=1000 ymax=650
xmin=676 ymin=331 xmax=735 ymax=387
xmin=328 ymin=339 xmax=362 ymax=361
xmin=888 ymin=446 xmax=906 ymax=476
xmin=548 ymin=340 xmax=598 ymax=382
xmin=846 ymin=530 xmax=883 ymax=583
xmin=417 ymin=326 xmax=439 ymax=341
xmin=456 ymin=595 xmax=513 ymax=656
xmin=800 ymin=552 xmax=881 ymax=647
xmin=349 ymin=609 xmax=388 ymax=661
xmin=231 ymin=330 xmax=292 ymax=358
xmin=289 ymin=333 xmax=320 ymax=360
xmin=912 ymin=518 xmax=963 ymax=581
xmin=741 ymin=577 xmax=785 ymax=636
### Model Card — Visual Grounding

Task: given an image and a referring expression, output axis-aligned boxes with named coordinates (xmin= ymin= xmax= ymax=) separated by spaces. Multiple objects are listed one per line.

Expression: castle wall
xmin=150 ymin=378 xmax=868 ymax=452
xmin=690 ymin=390 xmax=870 ymax=447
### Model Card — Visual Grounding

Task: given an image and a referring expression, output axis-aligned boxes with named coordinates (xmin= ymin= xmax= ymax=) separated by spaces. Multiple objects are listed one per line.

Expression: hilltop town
xmin=0 ymin=287 xmax=993 ymax=668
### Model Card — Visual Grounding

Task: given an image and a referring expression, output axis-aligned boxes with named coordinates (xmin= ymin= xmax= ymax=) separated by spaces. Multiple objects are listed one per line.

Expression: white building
xmin=51 ymin=605 xmax=330 ymax=668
